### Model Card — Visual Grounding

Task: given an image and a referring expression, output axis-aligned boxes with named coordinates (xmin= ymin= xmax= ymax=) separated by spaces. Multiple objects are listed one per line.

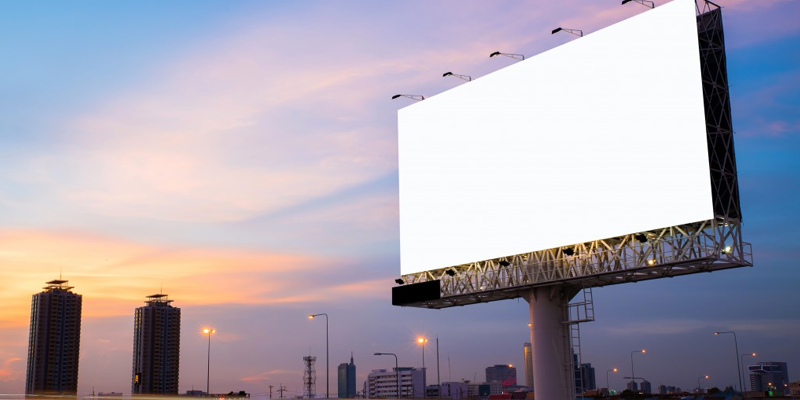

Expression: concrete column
xmin=527 ymin=287 xmax=573 ymax=400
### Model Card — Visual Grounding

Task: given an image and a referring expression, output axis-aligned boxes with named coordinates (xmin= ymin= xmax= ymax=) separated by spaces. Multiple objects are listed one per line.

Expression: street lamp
xmin=714 ymin=331 xmax=744 ymax=393
xmin=391 ymin=94 xmax=425 ymax=101
xmin=442 ymin=72 xmax=472 ymax=81
xmin=697 ymin=375 xmax=709 ymax=393
xmin=375 ymin=352 xmax=400 ymax=399
xmin=607 ymin=368 xmax=618 ymax=392
xmin=417 ymin=337 xmax=427 ymax=399
xmin=203 ymin=328 xmax=215 ymax=395
xmin=630 ymin=349 xmax=646 ymax=389
xmin=489 ymin=51 xmax=525 ymax=61
xmin=309 ymin=313 xmax=329 ymax=399
xmin=551 ymin=27 xmax=584 ymax=37
xmin=621 ymin=0 xmax=655 ymax=8
xmin=741 ymin=352 xmax=756 ymax=391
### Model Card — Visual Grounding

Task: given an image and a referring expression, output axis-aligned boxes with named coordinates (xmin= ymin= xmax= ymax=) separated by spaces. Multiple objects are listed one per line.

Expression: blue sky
xmin=0 ymin=0 xmax=798 ymax=397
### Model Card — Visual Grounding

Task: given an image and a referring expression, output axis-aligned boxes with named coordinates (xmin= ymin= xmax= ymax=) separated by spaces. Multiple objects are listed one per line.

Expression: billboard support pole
xmin=527 ymin=286 xmax=580 ymax=400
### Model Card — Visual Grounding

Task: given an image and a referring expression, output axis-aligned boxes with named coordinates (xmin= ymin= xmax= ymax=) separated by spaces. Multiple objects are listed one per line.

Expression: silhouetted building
xmin=338 ymin=353 xmax=357 ymax=398
xmin=25 ymin=279 xmax=82 ymax=395
xmin=485 ymin=365 xmax=517 ymax=388
xmin=132 ymin=293 xmax=181 ymax=394
xmin=523 ymin=343 xmax=533 ymax=390
xmin=639 ymin=380 xmax=651 ymax=394
xmin=749 ymin=362 xmax=789 ymax=394
xmin=576 ymin=362 xmax=596 ymax=392
xmin=626 ymin=381 xmax=638 ymax=392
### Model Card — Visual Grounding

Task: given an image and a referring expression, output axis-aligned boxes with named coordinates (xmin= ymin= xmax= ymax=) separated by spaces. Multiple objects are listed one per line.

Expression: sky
xmin=0 ymin=0 xmax=798 ymax=398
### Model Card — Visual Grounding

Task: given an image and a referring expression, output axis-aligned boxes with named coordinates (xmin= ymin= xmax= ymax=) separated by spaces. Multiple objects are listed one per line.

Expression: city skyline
xmin=1 ymin=0 xmax=798 ymax=398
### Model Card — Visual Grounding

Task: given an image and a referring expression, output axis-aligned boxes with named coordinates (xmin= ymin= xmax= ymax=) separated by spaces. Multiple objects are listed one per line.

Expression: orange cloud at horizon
xmin=0 ymin=229 xmax=359 ymax=329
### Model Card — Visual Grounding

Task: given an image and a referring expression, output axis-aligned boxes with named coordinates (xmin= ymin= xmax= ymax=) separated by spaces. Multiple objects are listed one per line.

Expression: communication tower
xmin=303 ymin=355 xmax=317 ymax=399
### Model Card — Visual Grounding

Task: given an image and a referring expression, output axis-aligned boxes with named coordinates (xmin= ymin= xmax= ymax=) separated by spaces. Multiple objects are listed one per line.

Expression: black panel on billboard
xmin=392 ymin=280 xmax=441 ymax=306
xmin=698 ymin=8 xmax=742 ymax=220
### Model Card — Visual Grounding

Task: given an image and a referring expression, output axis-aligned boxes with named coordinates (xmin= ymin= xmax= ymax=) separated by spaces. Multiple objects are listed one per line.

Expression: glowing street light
xmin=203 ymin=328 xmax=215 ymax=395
xmin=621 ymin=0 xmax=655 ymax=8
xmin=417 ymin=337 xmax=428 ymax=398
xmin=697 ymin=375 xmax=709 ymax=393
xmin=309 ymin=313 xmax=329 ymax=399
xmin=607 ymin=368 xmax=618 ymax=392
xmin=630 ymin=349 xmax=646 ymax=389
xmin=741 ymin=352 xmax=756 ymax=391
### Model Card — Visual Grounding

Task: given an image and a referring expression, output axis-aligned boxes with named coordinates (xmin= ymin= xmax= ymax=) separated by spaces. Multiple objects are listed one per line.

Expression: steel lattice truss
xmin=400 ymin=218 xmax=751 ymax=308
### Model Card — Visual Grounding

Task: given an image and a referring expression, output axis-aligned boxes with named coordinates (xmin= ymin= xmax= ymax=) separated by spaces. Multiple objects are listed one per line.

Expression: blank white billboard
xmin=398 ymin=0 xmax=714 ymax=275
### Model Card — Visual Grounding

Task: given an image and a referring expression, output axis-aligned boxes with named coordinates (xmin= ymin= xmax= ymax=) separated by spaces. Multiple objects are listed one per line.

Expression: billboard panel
xmin=398 ymin=0 xmax=713 ymax=275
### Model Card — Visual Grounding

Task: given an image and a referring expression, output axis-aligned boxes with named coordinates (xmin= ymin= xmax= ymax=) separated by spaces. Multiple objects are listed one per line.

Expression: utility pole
xmin=269 ymin=385 xmax=274 ymax=399
xmin=278 ymin=384 xmax=287 ymax=399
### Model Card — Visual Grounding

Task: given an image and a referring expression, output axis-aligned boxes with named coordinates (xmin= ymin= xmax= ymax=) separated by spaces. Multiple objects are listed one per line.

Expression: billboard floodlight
xmin=552 ymin=27 xmax=584 ymax=37
xmin=391 ymin=94 xmax=425 ymax=101
xmin=395 ymin=278 xmax=405 ymax=285
xmin=445 ymin=269 xmax=456 ymax=276
xmin=563 ymin=248 xmax=575 ymax=256
xmin=499 ymin=260 xmax=510 ymax=267
xmin=489 ymin=51 xmax=525 ymax=60
xmin=443 ymin=72 xmax=472 ymax=81
xmin=634 ymin=233 xmax=648 ymax=243
xmin=622 ymin=0 xmax=655 ymax=8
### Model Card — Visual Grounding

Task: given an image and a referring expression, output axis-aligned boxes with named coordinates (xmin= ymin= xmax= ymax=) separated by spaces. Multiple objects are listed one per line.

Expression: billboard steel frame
xmin=398 ymin=218 xmax=751 ymax=309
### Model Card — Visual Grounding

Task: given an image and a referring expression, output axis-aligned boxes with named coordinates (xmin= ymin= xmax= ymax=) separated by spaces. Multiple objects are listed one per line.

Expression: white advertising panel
xmin=398 ymin=0 xmax=713 ymax=275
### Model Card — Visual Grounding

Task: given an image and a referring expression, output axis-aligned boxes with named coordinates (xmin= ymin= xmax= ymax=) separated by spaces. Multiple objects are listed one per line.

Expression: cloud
xmin=0 ymin=357 xmax=22 ymax=382
xmin=240 ymin=369 xmax=300 ymax=383
xmin=0 ymin=229 xmax=330 ymax=328
xmin=602 ymin=318 xmax=800 ymax=336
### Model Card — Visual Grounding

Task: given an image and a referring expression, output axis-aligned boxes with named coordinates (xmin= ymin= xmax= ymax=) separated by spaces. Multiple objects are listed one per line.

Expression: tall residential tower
xmin=25 ymin=279 xmax=82 ymax=395
xmin=132 ymin=293 xmax=181 ymax=394
xmin=338 ymin=353 xmax=356 ymax=398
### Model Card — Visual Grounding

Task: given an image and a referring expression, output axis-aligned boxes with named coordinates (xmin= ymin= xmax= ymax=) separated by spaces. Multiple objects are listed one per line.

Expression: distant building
xmin=338 ymin=353 xmax=357 ymax=398
xmin=749 ymin=362 xmax=789 ymax=394
xmin=639 ymin=380 xmax=651 ymax=394
xmin=367 ymin=368 xmax=423 ymax=398
xmin=25 ymin=279 xmax=82 ymax=395
xmin=576 ymin=362 xmax=596 ymax=392
xmin=658 ymin=385 xmax=679 ymax=395
xmin=626 ymin=381 xmax=638 ymax=392
xmin=132 ymin=293 xmax=181 ymax=394
xmin=523 ymin=343 xmax=533 ymax=390
xmin=486 ymin=365 xmax=517 ymax=388
xmin=437 ymin=381 xmax=468 ymax=400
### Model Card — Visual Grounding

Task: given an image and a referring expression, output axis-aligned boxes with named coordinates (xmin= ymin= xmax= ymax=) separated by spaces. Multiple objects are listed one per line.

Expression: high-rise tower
xmin=523 ymin=342 xmax=533 ymax=390
xmin=338 ymin=353 xmax=356 ymax=398
xmin=132 ymin=293 xmax=181 ymax=394
xmin=25 ymin=279 xmax=82 ymax=395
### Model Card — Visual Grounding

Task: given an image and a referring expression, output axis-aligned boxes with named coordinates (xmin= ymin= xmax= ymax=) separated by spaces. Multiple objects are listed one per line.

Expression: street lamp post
xmin=309 ymin=313 xmax=329 ymax=399
xmin=630 ymin=350 xmax=646 ymax=390
xmin=715 ymin=331 xmax=744 ymax=393
xmin=203 ymin=328 xmax=216 ymax=396
xmin=607 ymin=368 xmax=618 ymax=393
xmin=697 ymin=375 xmax=709 ymax=393
xmin=417 ymin=338 xmax=427 ymax=399
xmin=375 ymin=352 xmax=400 ymax=399
xmin=740 ymin=352 xmax=756 ymax=392
xmin=436 ymin=337 xmax=441 ymax=397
